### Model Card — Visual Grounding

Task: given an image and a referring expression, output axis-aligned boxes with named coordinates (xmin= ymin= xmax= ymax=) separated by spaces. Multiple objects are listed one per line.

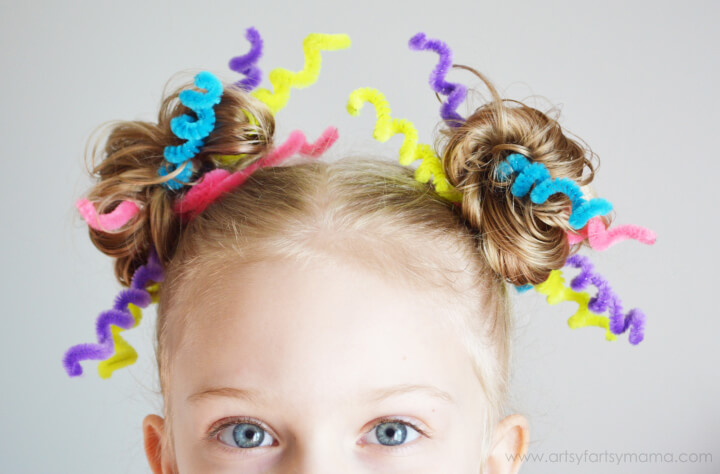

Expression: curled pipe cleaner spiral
xmin=496 ymin=153 xmax=613 ymax=229
xmin=346 ymin=87 xmax=463 ymax=202
xmin=254 ymin=126 xmax=339 ymax=160
xmin=533 ymin=269 xmax=617 ymax=341
xmin=97 ymin=284 xmax=159 ymax=379
xmin=63 ymin=248 xmax=165 ymax=377
xmin=564 ymin=254 xmax=646 ymax=344
xmin=251 ymin=33 xmax=351 ymax=114
xmin=567 ymin=216 xmax=657 ymax=251
xmin=408 ymin=32 xmax=467 ymax=126
xmin=229 ymin=27 xmax=263 ymax=91
xmin=159 ymin=71 xmax=224 ymax=190
xmin=174 ymin=127 xmax=339 ymax=221
xmin=75 ymin=198 xmax=140 ymax=231
xmin=98 ymin=304 xmax=141 ymax=379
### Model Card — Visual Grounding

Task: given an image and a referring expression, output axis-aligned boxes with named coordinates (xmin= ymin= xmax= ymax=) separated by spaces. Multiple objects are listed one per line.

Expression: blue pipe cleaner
xmin=496 ymin=153 xmax=612 ymax=229
xmin=159 ymin=71 xmax=224 ymax=190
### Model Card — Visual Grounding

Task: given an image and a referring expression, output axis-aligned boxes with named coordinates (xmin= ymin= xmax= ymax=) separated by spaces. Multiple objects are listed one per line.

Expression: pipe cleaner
xmin=62 ymin=248 xmax=164 ymax=377
xmin=158 ymin=71 xmax=224 ymax=190
xmin=174 ymin=127 xmax=339 ymax=221
xmin=346 ymin=87 xmax=463 ymax=202
xmin=75 ymin=198 xmax=140 ymax=232
xmin=213 ymin=110 xmax=265 ymax=167
xmin=408 ymin=32 xmax=467 ymax=126
xmin=564 ymin=254 xmax=646 ymax=344
xmin=567 ymin=216 xmax=657 ymax=251
xmin=496 ymin=153 xmax=613 ymax=229
xmin=97 ymin=283 xmax=159 ymax=379
xmin=229 ymin=27 xmax=263 ymax=91
xmin=216 ymin=120 xmax=336 ymax=166
xmin=251 ymin=33 xmax=351 ymax=115
xmin=534 ymin=269 xmax=617 ymax=341
xmin=67 ymin=28 xmax=655 ymax=383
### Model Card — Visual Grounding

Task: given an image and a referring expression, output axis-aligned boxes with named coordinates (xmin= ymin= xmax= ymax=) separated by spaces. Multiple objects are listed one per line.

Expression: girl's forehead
xmin=169 ymin=256 xmax=482 ymax=408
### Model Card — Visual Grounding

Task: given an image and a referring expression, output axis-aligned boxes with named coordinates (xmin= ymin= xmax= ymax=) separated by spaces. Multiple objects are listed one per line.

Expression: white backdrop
xmin=1 ymin=0 xmax=717 ymax=472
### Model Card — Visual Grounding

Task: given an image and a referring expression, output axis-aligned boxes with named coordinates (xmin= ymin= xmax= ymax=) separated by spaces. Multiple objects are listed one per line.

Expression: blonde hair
xmin=80 ymin=67 xmax=600 ymax=465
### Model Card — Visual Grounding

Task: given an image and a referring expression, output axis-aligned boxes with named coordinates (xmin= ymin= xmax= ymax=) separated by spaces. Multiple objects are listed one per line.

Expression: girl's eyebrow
xmin=188 ymin=386 xmax=262 ymax=404
xmin=366 ymin=383 xmax=455 ymax=404
xmin=187 ymin=383 xmax=455 ymax=405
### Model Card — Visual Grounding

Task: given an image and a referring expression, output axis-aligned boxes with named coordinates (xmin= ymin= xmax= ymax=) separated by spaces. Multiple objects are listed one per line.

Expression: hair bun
xmin=80 ymin=73 xmax=275 ymax=286
xmin=440 ymin=67 xmax=598 ymax=286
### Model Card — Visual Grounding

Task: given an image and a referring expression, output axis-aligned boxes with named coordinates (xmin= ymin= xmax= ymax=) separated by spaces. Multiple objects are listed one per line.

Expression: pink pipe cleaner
xmin=63 ymin=247 xmax=164 ymax=376
xmin=75 ymin=198 xmax=140 ymax=231
xmin=565 ymin=254 xmax=646 ymax=344
xmin=567 ymin=216 xmax=657 ymax=251
xmin=174 ymin=126 xmax=339 ymax=221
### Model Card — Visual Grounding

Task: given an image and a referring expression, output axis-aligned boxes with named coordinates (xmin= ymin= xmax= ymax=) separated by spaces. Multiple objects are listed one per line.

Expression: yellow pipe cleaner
xmin=97 ymin=284 xmax=160 ymax=379
xmin=346 ymin=87 xmax=463 ymax=202
xmin=215 ymin=110 xmax=260 ymax=166
xmin=533 ymin=270 xmax=616 ymax=341
xmin=251 ymin=33 xmax=351 ymax=114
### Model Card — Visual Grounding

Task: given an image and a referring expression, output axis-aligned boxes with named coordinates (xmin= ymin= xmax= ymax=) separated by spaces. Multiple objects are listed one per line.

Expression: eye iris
xmin=376 ymin=422 xmax=407 ymax=446
xmin=232 ymin=423 xmax=264 ymax=448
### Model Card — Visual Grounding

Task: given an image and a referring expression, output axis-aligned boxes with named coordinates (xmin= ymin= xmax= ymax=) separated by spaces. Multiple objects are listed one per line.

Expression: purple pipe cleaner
xmin=63 ymin=247 xmax=165 ymax=377
xmin=408 ymin=32 xmax=467 ymax=126
xmin=229 ymin=27 xmax=263 ymax=91
xmin=565 ymin=254 xmax=646 ymax=345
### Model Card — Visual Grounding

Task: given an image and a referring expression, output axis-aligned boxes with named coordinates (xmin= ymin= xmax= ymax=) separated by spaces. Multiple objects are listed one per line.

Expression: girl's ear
xmin=143 ymin=414 xmax=173 ymax=474
xmin=483 ymin=413 xmax=530 ymax=474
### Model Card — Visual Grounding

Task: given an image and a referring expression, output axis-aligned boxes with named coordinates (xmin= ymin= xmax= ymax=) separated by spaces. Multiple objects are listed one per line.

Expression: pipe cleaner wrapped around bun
xmin=81 ymin=73 xmax=275 ymax=286
xmin=440 ymin=66 xmax=604 ymax=287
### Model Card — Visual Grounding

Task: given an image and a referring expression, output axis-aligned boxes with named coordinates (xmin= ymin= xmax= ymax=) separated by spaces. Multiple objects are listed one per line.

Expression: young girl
xmin=63 ymin=30 xmax=651 ymax=473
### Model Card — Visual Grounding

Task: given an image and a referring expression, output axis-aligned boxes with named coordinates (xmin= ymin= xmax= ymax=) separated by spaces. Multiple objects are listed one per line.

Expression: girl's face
xmin=144 ymin=256 xmax=528 ymax=473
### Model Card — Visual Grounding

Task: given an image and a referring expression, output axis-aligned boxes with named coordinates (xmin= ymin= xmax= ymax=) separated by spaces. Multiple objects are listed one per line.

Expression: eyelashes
xmin=215 ymin=420 xmax=276 ymax=450
xmin=208 ymin=416 xmax=276 ymax=450
xmin=206 ymin=415 xmax=428 ymax=452
xmin=365 ymin=417 xmax=424 ymax=448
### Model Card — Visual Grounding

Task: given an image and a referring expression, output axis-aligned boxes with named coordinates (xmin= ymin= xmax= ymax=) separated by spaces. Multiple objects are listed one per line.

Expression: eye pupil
xmin=232 ymin=423 xmax=265 ymax=448
xmin=376 ymin=422 xmax=407 ymax=446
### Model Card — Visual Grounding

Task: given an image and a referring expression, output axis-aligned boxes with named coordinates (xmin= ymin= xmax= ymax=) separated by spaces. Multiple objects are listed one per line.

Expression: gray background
xmin=1 ymin=0 xmax=717 ymax=472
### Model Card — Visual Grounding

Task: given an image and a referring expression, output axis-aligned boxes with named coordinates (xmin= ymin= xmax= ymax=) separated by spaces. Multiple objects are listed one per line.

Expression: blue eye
xmin=213 ymin=417 xmax=425 ymax=450
xmin=366 ymin=420 xmax=422 ymax=447
xmin=217 ymin=422 xmax=275 ymax=449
